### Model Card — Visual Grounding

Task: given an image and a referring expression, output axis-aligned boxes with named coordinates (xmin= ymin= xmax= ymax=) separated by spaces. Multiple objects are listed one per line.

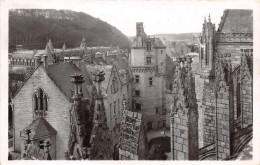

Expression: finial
xmin=204 ymin=16 xmax=206 ymax=23
xmin=92 ymin=70 xmax=105 ymax=96
xmin=208 ymin=14 xmax=211 ymax=23
xmin=82 ymin=34 xmax=85 ymax=42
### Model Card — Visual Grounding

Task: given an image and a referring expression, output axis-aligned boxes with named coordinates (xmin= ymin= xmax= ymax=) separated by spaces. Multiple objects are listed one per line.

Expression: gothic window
xmin=147 ymin=41 xmax=151 ymax=51
xmin=33 ymin=93 xmax=38 ymax=112
xmin=146 ymin=57 xmax=151 ymax=64
xmin=33 ymin=88 xmax=48 ymax=116
xmin=39 ymin=88 xmax=44 ymax=110
xmin=149 ymin=77 xmax=153 ymax=86
xmin=135 ymin=75 xmax=140 ymax=83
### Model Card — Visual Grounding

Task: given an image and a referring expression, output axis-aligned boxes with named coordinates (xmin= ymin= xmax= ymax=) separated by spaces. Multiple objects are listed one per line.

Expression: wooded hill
xmin=9 ymin=9 xmax=130 ymax=51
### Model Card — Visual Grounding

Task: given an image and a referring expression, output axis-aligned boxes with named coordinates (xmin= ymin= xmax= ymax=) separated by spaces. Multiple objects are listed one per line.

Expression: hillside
xmin=9 ymin=9 xmax=130 ymax=50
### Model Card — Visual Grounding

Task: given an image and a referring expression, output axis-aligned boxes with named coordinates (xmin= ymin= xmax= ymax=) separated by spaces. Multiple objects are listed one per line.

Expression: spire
xmin=204 ymin=16 xmax=207 ymax=24
xmin=92 ymin=70 xmax=105 ymax=97
xmin=62 ymin=42 xmax=66 ymax=50
xmin=44 ymin=43 xmax=54 ymax=65
xmin=208 ymin=14 xmax=211 ymax=23
xmin=48 ymin=39 xmax=54 ymax=51
xmin=82 ymin=34 xmax=85 ymax=42
xmin=80 ymin=34 xmax=87 ymax=50
xmin=89 ymin=69 xmax=112 ymax=159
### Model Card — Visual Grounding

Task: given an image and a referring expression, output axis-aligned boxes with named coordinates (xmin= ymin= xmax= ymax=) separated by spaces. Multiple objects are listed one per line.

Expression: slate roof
xmin=218 ymin=9 xmax=253 ymax=33
xmin=112 ymin=59 xmax=132 ymax=84
xmin=48 ymin=62 xmax=90 ymax=101
xmin=85 ymin=64 xmax=113 ymax=96
xmin=20 ymin=116 xmax=57 ymax=140
xmin=120 ymin=110 xmax=143 ymax=155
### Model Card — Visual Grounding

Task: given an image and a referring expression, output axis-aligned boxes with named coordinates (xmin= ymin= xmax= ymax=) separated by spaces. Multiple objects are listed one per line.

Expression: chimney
xmin=70 ymin=73 xmax=85 ymax=102
xmin=92 ymin=70 xmax=105 ymax=97
xmin=34 ymin=54 xmax=42 ymax=67
xmin=42 ymin=54 xmax=48 ymax=70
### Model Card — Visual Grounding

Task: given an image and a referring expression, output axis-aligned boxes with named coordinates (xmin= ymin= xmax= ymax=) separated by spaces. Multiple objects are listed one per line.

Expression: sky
xmin=52 ymin=0 xmax=256 ymax=36
xmin=2 ymin=0 xmax=257 ymax=36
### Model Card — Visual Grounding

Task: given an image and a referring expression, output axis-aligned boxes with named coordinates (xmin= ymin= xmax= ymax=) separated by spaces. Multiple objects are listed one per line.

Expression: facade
xmin=82 ymin=59 xmax=133 ymax=158
xmin=130 ymin=22 xmax=168 ymax=131
xmin=198 ymin=9 xmax=253 ymax=160
xmin=11 ymin=55 xmax=90 ymax=159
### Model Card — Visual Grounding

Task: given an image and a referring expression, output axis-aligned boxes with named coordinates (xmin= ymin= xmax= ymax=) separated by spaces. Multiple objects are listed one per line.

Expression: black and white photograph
xmin=0 ymin=0 xmax=259 ymax=163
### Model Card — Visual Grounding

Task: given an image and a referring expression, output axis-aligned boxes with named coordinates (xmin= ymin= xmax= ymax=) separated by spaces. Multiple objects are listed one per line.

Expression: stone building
xmin=11 ymin=54 xmax=90 ymax=159
xmin=199 ymin=14 xmax=215 ymax=78
xmin=130 ymin=22 xmax=168 ymax=131
xmin=80 ymin=57 xmax=133 ymax=158
xmin=170 ymin=56 xmax=199 ymax=160
xmin=198 ymin=9 xmax=253 ymax=160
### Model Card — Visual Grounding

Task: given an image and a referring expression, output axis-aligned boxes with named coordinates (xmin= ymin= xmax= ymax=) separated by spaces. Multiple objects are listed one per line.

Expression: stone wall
xmin=12 ymin=66 xmax=71 ymax=159
xmin=202 ymin=82 xmax=216 ymax=146
xmin=172 ymin=112 xmax=189 ymax=160
xmin=132 ymin=68 xmax=167 ymax=130
xmin=194 ymin=74 xmax=205 ymax=147
xmin=216 ymin=81 xmax=231 ymax=159
xmin=216 ymin=44 xmax=252 ymax=68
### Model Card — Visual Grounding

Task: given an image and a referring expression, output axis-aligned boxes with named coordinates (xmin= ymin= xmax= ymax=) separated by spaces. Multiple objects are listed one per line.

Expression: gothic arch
xmin=33 ymin=87 xmax=49 ymax=117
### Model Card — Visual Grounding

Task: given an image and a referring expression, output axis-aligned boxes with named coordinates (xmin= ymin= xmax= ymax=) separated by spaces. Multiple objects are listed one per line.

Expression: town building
xmin=11 ymin=55 xmax=91 ymax=159
xmin=130 ymin=22 xmax=168 ymax=131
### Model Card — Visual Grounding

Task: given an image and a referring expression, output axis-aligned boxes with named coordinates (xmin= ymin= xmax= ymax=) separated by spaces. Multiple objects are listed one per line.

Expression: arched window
xmin=38 ymin=88 xmax=44 ymax=110
xmin=33 ymin=94 xmax=38 ymax=112
xmin=33 ymin=88 xmax=48 ymax=117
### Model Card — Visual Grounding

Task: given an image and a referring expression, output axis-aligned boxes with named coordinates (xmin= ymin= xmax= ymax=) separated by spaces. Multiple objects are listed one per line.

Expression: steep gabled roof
xmin=85 ymin=64 xmax=113 ymax=96
xmin=48 ymin=62 xmax=90 ymax=100
xmin=218 ymin=9 xmax=253 ymax=33
xmin=21 ymin=116 xmax=57 ymax=140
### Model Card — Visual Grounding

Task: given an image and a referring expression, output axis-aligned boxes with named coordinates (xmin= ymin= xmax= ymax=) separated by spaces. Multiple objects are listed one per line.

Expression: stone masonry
xmin=170 ymin=56 xmax=199 ymax=160
xmin=201 ymin=82 xmax=215 ymax=146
